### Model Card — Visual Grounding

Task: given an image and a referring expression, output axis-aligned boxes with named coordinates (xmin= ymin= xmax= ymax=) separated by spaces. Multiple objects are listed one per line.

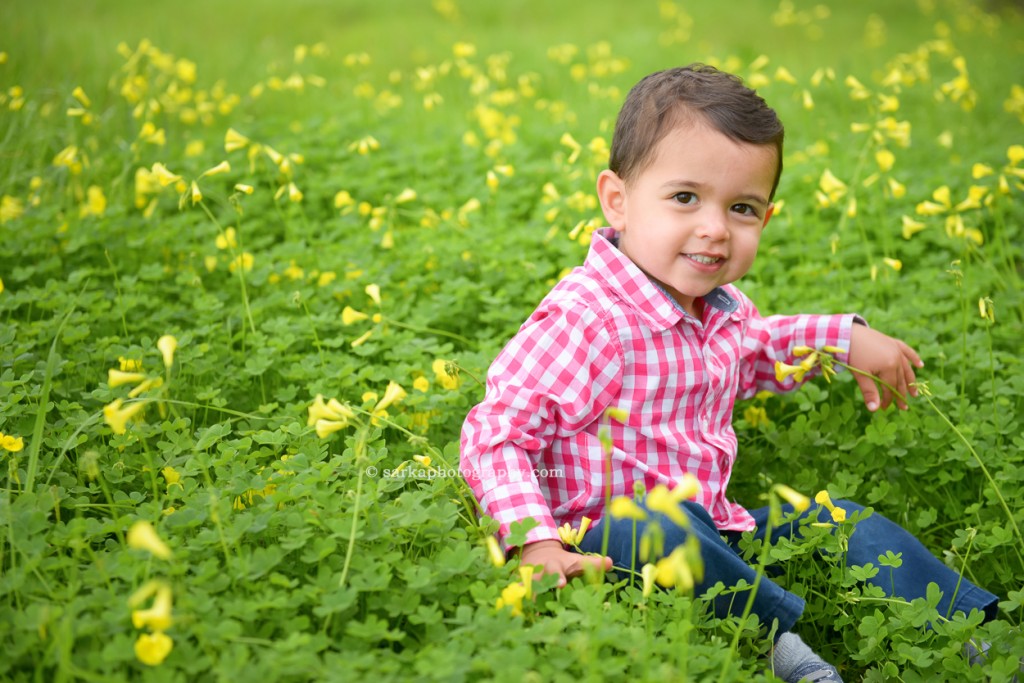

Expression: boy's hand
xmin=519 ymin=540 xmax=613 ymax=588
xmin=848 ymin=325 xmax=924 ymax=411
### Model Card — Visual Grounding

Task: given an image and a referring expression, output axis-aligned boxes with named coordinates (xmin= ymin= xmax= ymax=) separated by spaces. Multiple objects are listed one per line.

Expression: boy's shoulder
xmin=517 ymin=263 xmax=630 ymax=336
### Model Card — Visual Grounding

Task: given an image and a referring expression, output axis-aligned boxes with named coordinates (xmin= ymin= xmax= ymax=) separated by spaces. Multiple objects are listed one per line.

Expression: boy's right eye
xmin=673 ymin=192 xmax=697 ymax=205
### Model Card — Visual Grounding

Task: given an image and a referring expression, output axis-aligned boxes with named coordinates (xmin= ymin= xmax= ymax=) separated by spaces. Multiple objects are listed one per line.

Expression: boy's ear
xmin=762 ymin=202 xmax=775 ymax=228
xmin=596 ymin=169 xmax=627 ymax=231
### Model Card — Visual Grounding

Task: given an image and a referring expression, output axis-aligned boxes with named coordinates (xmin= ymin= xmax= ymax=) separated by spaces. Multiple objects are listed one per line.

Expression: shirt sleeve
xmin=460 ymin=299 xmax=623 ymax=549
xmin=736 ymin=292 xmax=863 ymax=399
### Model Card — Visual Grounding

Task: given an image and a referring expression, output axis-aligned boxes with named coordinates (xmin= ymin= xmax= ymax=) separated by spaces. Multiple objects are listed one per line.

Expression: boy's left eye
xmin=673 ymin=192 xmax=697 ymax=205
xmin=731 ymin=203 xmax=760 ymax=217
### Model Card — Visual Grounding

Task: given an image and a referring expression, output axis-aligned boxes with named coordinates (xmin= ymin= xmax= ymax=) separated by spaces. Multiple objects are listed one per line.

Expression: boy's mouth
xmin=684 ymin=253 xmax=723 ymax=265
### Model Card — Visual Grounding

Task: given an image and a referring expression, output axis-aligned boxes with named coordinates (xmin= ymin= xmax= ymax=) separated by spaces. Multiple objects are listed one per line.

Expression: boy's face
xmin=597 ymin=119 xmax=776 ymax=317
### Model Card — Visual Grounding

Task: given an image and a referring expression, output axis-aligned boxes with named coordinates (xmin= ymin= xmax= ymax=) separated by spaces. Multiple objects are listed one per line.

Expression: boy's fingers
xmin=855 ymin=373 xmax=880 ymax=412
xmin=899 ymin=340 xmax=924 ymax=368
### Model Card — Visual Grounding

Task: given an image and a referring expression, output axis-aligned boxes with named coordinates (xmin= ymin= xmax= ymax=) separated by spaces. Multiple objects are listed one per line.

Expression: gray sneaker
xmin=785 ymin=661 xmax=843 ymax=683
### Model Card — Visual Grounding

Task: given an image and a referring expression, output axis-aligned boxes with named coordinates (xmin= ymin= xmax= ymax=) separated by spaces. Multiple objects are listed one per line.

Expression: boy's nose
xmin=695 ymin=209 xmax=729 ymax=241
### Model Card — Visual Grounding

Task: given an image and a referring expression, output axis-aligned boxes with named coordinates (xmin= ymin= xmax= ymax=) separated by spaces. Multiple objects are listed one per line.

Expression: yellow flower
xmin=772 ymin=484 xmax=810 ymax=512
xmin=189 ymin=181 xmax=202 ymax=205
xmin=887 ymin=177 xmax=906 ymax=199
xmin=744 ymin=405 xmax=769 ymax=428
xmin=972 ymin=163 xmax=994 ymax=179
xmin=814 ymin=490 xmax=846 ymax=523
xmin=342 ymin=306 xmax=369 ymax=325
xmin=131 ymin=582 xmax=173 ymax=631
xmin=150 ymin=163 xmax=182 ymax=187
xmin=559 ymin=132 xmax=581 ymax=163
xmin=432 ymin=359 xmax=461 ymax=390
xmin=901 ymin=215 xmax=926 ymax=240
xmin=334 ymin=190 xmax=355 ymax=209
xmin=453 ymin=41 xmax=476 ymax=58
xmin=495 ymin=581 xmax=528 ymax=616
xmin=673 ymin=473 xmax=701 ymax=501
xmin=609 ymin=496 xmax=647 ymax=521
xmin=801 ymin=89 xmax=814 ymax=110
xmin=365 ymin=283 xmax=382 ymax=306
xmin=878 ymin=93 xmax=900 ymax=112
xmin=103 ymin=398 xmax=147 ymax=434
xmin=519 ymin=565 xmax=534 ymax=599
xmin=228 ymin=252 xmax=254 ymax=273
xmin=127 ymin=520 xmax=173 ymax=559
xmin=1007 ymin=144 xmax=1024 ymax=166
xmin=234 ymin=183 xmax=254 ymax=195
xmin=641 ymin=563 xmax=657 ymax=597
xmin=413 ymin=376 xmax=430 ymax=392
xmin=71 ymin=85 xmax=91 ymax=107
xmin=654 ymin=546 xmax=694 ymax=591
xmin=395 ymin=188 xmax=417 ymax=204
xmin=883 ymin=257 xmax=902 ymax=271
xmin=79 ymin=185 xmax=107 ymax=217
xmin=0 ymin=433 xmax=25 ymax=452
xmin=307 ymin=394 xmax=354 ymax=427
xmin=603 ymin=407 xmax=630 ymax=423
xmin=157 ymin=335 xmax=177 ymax=369
xmin=818 ymin=169 xmax=847 ymax=205
xmin=108 ymin=369 xmax=147 ymax=387
xmin=773 ymin=66 xmax=796 ymax=84
xmin=350 ymin=330 xmax=374 ymax=348
xmin=215 ymin=227 xmax=237 ymax=250
xmin=954 ymin=185 xmax=989 ymax=212
xmin=875 ymin=149 xmax=895 ymax=173
xmin=646 ymin=483 xmax=695 ymax=527
xmin=0 ymin=195 xmax=25 ymax=224
xmin=774 ymin=361 xmax=808 ymax=383
xmin=200 ymin=160 xmax=231 ymax=177
xmin=557 ymin=516 xmax=592 ymax=547
xmin=374 ymin=381 xmax=407 ymax=412
xmin=134 ymin=631 xmax=173 ymax=666
xmin=224 ymin=128 xmax=251 ymax=152
xmin=315 ymin=419 xmax=347 ymax=439
xmin=485 ymin=536 xmax=505 ymax=567
xmin=162 ymin=466 xmax=182 ymax=488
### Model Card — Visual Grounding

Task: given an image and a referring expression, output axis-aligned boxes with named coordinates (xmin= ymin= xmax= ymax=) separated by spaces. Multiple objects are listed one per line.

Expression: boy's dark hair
xmin=609 ymin=63 xmax=785 ymax=199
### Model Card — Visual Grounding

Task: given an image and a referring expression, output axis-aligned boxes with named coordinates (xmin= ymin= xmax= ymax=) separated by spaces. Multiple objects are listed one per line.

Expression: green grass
xmin=1 ymin=0 xmax=1023 ymax=680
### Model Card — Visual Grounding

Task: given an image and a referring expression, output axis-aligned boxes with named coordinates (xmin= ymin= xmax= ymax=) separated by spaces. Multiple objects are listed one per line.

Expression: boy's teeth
xmin=686 ymin=254 xmax=720 ymax=265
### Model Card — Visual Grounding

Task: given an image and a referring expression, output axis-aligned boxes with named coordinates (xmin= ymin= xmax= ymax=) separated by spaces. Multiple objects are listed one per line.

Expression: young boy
xmin=460 ymin=64 xmax=997 ymax=682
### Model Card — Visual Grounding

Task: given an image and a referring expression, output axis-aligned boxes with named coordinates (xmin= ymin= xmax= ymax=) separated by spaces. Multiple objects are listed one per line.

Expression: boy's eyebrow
xmin=660 ymin=180 xmax=770 ymax=208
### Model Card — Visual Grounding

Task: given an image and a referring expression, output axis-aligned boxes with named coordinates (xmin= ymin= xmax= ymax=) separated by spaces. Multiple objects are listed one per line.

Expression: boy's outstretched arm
xmin=520 ymin=540 xmax=613 ymax=588
xmin=848 ymin=324 xmax=924 ymax=412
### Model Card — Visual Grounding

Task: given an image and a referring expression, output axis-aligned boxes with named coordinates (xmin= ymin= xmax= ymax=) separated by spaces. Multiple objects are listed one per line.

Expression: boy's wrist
xmin=520 ymin=539 xmax=564 ymax=561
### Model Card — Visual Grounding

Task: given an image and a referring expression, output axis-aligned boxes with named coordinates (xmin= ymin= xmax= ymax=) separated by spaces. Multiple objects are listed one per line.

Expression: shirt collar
xmin=585 ymin=228 xmax=739 ymax=330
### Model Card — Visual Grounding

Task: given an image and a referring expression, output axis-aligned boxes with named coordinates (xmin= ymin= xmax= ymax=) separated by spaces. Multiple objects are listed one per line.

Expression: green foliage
xmin=1 ymin=0 xmax=1023 ymax=680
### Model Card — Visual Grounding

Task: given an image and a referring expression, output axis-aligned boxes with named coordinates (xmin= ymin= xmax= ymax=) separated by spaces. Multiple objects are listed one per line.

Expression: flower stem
xmin=832 ymin=359 xmax=908 ymax=406
xmin=382 ymin=316 xmax=471 ymax=345
xmin=339 ymin=426 xmax=370 ymax=588
xmin=918 ymin=393 xmax=1024 ymax=563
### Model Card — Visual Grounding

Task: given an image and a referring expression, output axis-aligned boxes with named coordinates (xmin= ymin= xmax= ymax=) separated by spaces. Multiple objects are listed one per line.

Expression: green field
xmin=2 ymin=0 xmax=1024 ymax=680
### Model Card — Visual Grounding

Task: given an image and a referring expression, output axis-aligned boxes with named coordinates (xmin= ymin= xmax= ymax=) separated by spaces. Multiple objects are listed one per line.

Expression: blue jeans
xmin=578 ymin=499 xmax=998 ymax=639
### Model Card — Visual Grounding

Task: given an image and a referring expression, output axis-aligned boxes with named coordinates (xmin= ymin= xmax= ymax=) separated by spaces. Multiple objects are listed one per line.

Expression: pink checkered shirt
xmin=461 ymin=228 xmax=857 ymax=548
